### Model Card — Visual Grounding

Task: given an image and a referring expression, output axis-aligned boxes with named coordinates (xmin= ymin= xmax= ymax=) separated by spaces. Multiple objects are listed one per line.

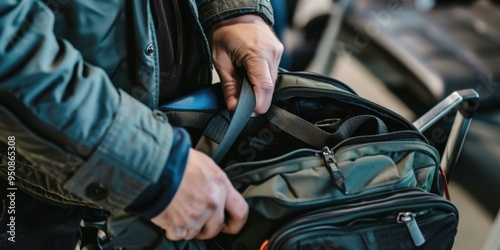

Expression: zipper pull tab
xmin=321 ymin=147 xmax=346 ymax=193
xmin=397 ymin=212 xmax=425 ymax=247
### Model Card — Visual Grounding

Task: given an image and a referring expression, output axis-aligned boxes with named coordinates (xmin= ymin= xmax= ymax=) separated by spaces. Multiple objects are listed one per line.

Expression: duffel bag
xmin=105 ymin=71 xmax=457 ymax=250
xmin=159 ymin=70 xmax=457 ymax=250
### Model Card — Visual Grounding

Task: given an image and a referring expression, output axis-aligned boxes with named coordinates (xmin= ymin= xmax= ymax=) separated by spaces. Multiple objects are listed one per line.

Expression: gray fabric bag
xmin=107 ymin=71 xmax=458 ymax=249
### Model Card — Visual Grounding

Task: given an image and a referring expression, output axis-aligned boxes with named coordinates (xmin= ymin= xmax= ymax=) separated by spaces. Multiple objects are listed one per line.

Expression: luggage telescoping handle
xmin=412 ymin=88 xmax=479 ymax=181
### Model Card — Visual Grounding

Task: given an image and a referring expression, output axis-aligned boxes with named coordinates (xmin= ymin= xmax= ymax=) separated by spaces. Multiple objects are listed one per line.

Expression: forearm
xmin=0 ymin=1 xmax=177 ymax=213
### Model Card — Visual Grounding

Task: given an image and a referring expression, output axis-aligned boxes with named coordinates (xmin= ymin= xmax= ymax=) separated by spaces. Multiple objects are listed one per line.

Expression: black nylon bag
xmin=258 ymin=189 xmax=458 ymax=250
xmin=157 ymin=71 xmax=459 ymax=250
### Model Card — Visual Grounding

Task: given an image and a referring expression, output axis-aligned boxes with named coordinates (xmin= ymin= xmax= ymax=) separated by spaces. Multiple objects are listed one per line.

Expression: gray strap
xmin=210 ymin=78 xmax=256 ymax=163
xmin=266 ymin=106 xmax=388 ymax=148
xmin=266 ymin=105 xmax=330 ymax=149
xmin=195 ymin=110 xmax=231 ymax=154
xmin=330 ymin=115 xmax=388 ymax=144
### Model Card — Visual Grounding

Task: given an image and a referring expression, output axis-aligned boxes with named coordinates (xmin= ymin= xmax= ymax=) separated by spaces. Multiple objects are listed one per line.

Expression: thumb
xmin=243 ymin=57 xmax=274 ymax=114
xmin=214 ymin=54 xmax=241 ymax=112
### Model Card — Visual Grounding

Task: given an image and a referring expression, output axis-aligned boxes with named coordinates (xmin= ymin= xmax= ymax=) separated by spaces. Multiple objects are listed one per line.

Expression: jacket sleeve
xmin=0 ymin=1 xmax=182 ymax=213
xmin=195 ymin=0 xmax=275 ymax=30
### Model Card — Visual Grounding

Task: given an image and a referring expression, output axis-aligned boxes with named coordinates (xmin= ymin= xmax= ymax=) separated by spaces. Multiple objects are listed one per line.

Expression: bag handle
xmin=266 ymin=107 xmax=388 ymax=148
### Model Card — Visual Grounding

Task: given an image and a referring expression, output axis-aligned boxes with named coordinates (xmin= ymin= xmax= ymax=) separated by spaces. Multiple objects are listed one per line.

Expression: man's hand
xmin=209 ymin=14 xmax=284 ymax=114
xmin=151 ymin=149 xmax=248 ymax=240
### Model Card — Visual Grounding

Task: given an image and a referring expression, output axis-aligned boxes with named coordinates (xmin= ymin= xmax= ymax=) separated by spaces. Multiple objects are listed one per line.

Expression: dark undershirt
xmin=125 ymin=0 xmax=191 ymax=219
xmin=150 ymin=0 xmax=184 ymax=105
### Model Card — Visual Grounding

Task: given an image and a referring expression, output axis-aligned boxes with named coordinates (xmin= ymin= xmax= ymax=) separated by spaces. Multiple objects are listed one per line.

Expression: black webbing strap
xmin=266 ymin=106 xmax=388 ymax=148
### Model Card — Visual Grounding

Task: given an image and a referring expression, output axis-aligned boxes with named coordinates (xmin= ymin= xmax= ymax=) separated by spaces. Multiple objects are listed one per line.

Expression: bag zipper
xmin=225 ymin=131 xmax=431 ymax=177
xmin=321 ymin=146 xmax=346 ymax=193
xmin=279 ymin=71 xmax=357 ymax=95
xmin=268 ymin=210 xmax=430 ymax=249
xmin=238 ymin=171 xmax=417 ymax=213
xmin=266 ymin=189 xmax=457 ymax=249
xmin=224 ymin=148 xmax=318 ymax=173
xmin=396 ymin=211 xmax=426 ymax=246
xmin=227 ymin=141 xmax=437 ymax=211
xmin=331 ymin=130 xmax=430 ymax=151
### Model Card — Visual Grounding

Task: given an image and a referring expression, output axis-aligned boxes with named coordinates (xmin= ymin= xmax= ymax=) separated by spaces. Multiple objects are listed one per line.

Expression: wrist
xmin=198 ymin=0 xmax=274 ymax=30
xmin=125 ymin=127 xmax=191 ymax=219
xmin=208 ymin=14 xmax=273 ymax=44
xmin=209 ymin=14 xmax=268 ymax=32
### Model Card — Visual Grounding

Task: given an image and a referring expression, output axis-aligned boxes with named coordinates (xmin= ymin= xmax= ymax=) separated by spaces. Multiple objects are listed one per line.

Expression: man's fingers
xmin=165 ymin=225 xmax=188 ymax=241
xmin=243 ymin=57 xmax=274 ymax=114
xmin=213 ymin=53 xmax=241 ymax=111
xmin=196 ymin=204 xmax=225 ymax=240
xmin=222 ymin=80 xmax=240 ymax=112
xmin=221 ymin=185 xmax=249 ymax=234
xmin=162 ymin=208 xmax=207 ymax=241
xmin=184 ymin=227 xmax=202 ymax=241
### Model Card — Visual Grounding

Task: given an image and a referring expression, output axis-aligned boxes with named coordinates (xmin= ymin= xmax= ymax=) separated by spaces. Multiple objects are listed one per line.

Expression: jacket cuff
xmin=64 ymin=90 xmax=175 ymax=213
xmin=126 ymin=127 xmax=191 ymax=219
xmin=198 ymin=0 xmax=274 ymax=30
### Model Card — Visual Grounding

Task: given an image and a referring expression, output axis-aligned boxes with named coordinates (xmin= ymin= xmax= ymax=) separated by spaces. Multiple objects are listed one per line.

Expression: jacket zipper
xmin=172 ymin=0 xmax=183 ymax=65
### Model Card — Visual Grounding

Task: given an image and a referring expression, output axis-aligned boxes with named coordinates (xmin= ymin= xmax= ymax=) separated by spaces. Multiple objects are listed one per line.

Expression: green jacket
xmin=0 ymin=0 xmax=273 ymax=214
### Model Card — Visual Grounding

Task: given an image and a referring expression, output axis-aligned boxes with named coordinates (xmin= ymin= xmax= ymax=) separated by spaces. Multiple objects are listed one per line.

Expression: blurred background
xmin=269 ymin=0 xmax=500 ymax=249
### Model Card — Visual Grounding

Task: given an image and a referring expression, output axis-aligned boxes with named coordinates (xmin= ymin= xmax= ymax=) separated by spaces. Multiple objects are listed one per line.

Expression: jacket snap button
xmin=85 ymin=183 xmax=108 ymax=202
xmin=153 ymin=110 xmax=167 ymax=122
xmin=145 ymin=44 xmax=154 ymax=56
